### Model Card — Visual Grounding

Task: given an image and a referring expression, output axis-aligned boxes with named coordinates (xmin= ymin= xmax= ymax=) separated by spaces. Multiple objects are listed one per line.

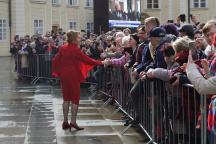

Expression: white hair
xmin=122 ymin=36 xmax=130 ymax=44
xmin=43 ymin=37 xmax=48 ymax=40
xmin=116 ymin=32 xmax=125 ymax=38
xmin=116 ymin=37 xmax=122 ymax=41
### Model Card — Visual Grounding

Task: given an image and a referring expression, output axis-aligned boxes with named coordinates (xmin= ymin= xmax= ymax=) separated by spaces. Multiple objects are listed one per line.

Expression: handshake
xmin=101 ymin=58 xmax=112 ymax=68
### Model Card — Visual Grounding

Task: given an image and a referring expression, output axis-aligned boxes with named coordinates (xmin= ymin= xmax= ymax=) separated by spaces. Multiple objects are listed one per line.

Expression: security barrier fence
xmin=16 ymin=54 xmax=214 ymax=144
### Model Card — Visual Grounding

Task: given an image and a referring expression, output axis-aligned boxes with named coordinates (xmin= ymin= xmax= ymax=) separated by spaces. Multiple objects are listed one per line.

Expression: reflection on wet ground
xmin=0 ymin=57 xmax=145 ymax=144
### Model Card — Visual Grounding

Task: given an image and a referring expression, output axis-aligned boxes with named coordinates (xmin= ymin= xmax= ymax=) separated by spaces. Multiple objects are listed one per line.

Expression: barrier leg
xmin=108 ymin=107 xmax=121 ymax=119
xmin=89 ymin=91 xmax=98 ymax=99
xmin=101 ymin=98 xmax=113 ymax=108
xmin=121 ymin=124 xmax=132 ymax=135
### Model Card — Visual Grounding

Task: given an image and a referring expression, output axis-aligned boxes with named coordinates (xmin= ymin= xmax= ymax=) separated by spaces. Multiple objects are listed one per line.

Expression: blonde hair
xmin=31 ymin=42 xmax=35 ymax=47
xmin=106 ymin=36 xmax=113 ymax=41
xmin=123 ymin=28 xmax=131 ymax=34
xmin=145 ymin=17 xmax=160 ymax=27
xmin=66 ymin=30 xmax=80 ymax=44
xmin=85 ymin=39 xmax=91 ymax=47
xmin=172 ymin=36 xmax=191 ymax=53
xmin=202 ymin=19 xmax=216 ymax=34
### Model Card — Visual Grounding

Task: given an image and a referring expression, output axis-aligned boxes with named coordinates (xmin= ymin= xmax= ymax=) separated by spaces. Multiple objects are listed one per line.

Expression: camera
xmin=180 ymin=14 xmax=186 ymax=22
xmin=168 ymin=20 xmax=173 ymax=23
xmin=190 ymin=14 xmax=193 ymax=19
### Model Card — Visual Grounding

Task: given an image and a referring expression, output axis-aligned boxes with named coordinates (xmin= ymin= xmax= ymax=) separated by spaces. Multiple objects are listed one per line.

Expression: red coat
xmin=52 ymin=43 xmax=102 ymax=104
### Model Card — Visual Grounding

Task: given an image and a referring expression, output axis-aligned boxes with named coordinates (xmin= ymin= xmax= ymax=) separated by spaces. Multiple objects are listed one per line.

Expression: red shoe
xmin=62 ymin=122 xmax=69 ymax=129
xmin=69 ymin=123 xmax=84 ymax=131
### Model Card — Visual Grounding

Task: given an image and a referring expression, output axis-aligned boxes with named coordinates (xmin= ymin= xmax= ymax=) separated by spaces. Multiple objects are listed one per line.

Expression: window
xmin=52 ymin=0 xmax=59 ymax=4
xmin=34 ymin=20 xmax=43 ymax=35
xmin=86 ymin=0 xmax=93 ymax=7
xmin=193 ymin=0 xmax=206 ymax=8
xmin=68 ymin=0 xmax=78 ymax=6
xmin=0 ymin=19 xmax=7 ymax=41
xmin=147 ymin=0 xmax=159 ymax=9
xmin=86 ymin=22 xmax=94 ymax=33
xmin=69 ymin=22 xmax=77 ymax=30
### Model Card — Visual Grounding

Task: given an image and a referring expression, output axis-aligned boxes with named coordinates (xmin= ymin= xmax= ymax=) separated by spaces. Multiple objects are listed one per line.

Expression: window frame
xmin=33 ymin=19 xmax=44 ymax=36
xmin=146 ymin=0 xmax=159 ymax=9
xmin=67 ymin=0 xmax=79 ymax=6
xmin=86 ymin=22 xmax=94 ymax=33
xmin=85 ymin=0 xmax=93 ymax=7
xmin=193 ymin=0 xmax=207 ymax=8
xmin=69 ymin=22 xmax=77 ymax=30
xmin=0 ymin=19 xmax=7 ymax=41
xmin=52 ymin=0 xmax=59 ymax=5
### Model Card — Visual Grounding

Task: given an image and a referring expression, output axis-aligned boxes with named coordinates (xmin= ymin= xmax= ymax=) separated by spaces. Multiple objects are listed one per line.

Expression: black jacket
xmin=35 ymin=44 xmax=43 ymax=54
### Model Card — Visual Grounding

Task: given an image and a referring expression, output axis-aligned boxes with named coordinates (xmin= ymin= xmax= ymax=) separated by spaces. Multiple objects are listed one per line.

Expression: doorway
xmin=52 ymin=26 xmax=58 ymax=34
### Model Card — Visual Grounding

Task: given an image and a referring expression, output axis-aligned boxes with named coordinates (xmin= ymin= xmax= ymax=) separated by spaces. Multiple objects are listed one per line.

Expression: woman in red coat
xmin=52 ymin=30 xmax=107 ymax=130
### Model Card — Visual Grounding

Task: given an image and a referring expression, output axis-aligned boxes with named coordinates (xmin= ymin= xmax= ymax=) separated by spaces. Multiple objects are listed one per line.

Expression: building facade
xmin=141 ymin=0 xmax=216 ymax=25
xmin=0 ymin=0 xmax=94 ymax=56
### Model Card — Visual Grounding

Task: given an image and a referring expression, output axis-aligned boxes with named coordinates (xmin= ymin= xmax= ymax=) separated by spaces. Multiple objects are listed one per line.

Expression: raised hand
xmin=201 ymin=59 xmax=210 ymax=73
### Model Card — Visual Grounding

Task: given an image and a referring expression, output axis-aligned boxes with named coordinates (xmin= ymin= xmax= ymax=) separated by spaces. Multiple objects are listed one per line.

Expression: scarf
xmin=175 ymin=52 xmax=189 ymax=66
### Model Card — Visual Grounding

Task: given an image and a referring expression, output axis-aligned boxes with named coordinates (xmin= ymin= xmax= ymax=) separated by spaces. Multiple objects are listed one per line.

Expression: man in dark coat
xmin=112 ymin=3 xmax=123 ymax=20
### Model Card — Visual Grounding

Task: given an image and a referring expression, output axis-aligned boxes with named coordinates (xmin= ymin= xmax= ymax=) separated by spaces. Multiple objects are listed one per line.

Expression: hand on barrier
xmin=141 ymin=75 xmax=146 ymax=81
xmin=171 ymin=75 xmax=180 ymax=85
xmin=146 ymin=69 xmax=154 ymax=79
xmin=131 ymin=69 xmax=139 ymax=76
xmin=32 ymin=49 xmax=36 ymax=54
xmin=139 ymin=71 xmax=145 ymax=78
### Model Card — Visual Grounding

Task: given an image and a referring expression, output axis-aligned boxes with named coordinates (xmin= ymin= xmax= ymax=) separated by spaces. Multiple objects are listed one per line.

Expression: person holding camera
xmin=43 ymin=37 xmax=57 ymax=81
xmin=52 ymin=30 xmax=108 ymax=131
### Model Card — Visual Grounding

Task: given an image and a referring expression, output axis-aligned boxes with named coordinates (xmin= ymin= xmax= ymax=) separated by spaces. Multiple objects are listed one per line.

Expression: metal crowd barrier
xmin=89 ymin=66 xmax=213 ymax=144
xmin=16 ymin=54 xmax=60 ymax=84
xmin=16 ymin=53 xmax=214 ymax=144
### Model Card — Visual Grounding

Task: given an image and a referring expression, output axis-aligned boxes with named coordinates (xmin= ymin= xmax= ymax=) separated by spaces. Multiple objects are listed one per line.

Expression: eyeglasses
xmin=106 ymin=40 xmax=111 ymax=41
xmin=204 ymin=33 xmax=214 ymax=38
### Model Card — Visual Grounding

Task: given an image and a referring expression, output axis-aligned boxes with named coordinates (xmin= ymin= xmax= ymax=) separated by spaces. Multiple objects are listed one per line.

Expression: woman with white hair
xmin=104 ymin=36 xmax=131 ymax=67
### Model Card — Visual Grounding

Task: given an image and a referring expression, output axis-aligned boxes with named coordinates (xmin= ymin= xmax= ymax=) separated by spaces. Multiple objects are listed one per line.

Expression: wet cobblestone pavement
xmin=0 ymin=57 xmax=144 ymax=144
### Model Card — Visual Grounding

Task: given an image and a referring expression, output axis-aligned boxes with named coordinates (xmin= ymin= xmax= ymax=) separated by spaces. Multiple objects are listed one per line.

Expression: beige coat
xmin=18 ymin=51 xmax=29 ymax=68
xmin=186 ymin=63 xmax=216 ymax=94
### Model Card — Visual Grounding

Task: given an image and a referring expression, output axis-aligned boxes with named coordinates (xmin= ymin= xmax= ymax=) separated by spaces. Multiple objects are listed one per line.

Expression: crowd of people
xmin=9 ymin=14 xmax=216 ymax=143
